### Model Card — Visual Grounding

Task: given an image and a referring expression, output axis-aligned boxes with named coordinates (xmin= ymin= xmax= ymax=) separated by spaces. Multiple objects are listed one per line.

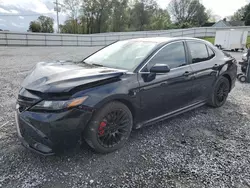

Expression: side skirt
xmin=135 ymin=101 xmax=207 ymax=129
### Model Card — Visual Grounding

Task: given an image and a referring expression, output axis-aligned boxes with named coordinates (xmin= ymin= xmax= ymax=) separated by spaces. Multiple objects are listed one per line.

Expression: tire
xmin=235 ymin=49 xmax=239 ymax=52
xmin=207 ymin=77 xmax=230 ymax=108
xmin=83 ymin=101 xmax=133 ymax=153
xmin=239 ymin=75 xmax=247 ymax=83
xmin=237 ymin=73 xmax=244 ymax=79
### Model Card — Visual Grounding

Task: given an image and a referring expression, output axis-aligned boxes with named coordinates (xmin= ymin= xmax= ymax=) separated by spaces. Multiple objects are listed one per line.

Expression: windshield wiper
xmin=92 ymin=63 xmax=104 ymax=67
xmin=75 ymin=60 xmax=87 ymax=64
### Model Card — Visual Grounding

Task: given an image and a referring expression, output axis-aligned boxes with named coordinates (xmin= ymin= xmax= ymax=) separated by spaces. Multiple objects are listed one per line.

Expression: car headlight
xmin=31 ymin=96 xmax=88 ymax=111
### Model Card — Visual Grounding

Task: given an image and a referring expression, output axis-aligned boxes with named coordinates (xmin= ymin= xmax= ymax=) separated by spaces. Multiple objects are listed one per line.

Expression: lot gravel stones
xmin=0 ymin=47 xmax=250 ymax=188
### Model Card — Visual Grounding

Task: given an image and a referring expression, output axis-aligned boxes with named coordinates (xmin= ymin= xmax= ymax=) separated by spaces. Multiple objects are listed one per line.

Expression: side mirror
xmin=150 ymin=64 xmax=170 ymax=73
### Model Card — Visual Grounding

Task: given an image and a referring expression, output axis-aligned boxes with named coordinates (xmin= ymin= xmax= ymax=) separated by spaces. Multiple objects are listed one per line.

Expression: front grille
xmin=17 ymin=95 xmax=40 ymax=112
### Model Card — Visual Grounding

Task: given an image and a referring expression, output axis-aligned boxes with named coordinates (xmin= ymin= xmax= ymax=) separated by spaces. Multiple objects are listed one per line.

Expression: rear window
xmin=207 ymin=47 xmax=215 ymax=59
xmin=187 ymin=41 xmax=209 ymax=63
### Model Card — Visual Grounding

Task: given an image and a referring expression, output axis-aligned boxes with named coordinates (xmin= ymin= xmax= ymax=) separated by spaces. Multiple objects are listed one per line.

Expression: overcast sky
xmin=0 ymin=0 xmax=249 ymax=32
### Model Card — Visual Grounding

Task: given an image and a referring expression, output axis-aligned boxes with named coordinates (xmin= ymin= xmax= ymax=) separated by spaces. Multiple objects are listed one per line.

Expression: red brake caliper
xmin=98 ymin=121 xmax=107 ymax=136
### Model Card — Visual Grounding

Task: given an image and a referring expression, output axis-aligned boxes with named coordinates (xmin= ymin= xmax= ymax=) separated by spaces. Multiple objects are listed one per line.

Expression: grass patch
xmin=202 ymin=37 xmax=215 ymax=44
xmin=201 ymin=36 xmax=250 ymax=45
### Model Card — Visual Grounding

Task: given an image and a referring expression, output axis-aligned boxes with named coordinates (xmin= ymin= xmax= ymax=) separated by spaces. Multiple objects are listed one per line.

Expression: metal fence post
xmin=205 ymin=28 xmax=207 ymax=37
xmin=5 ymin=32 xmax=8 ymax=46
xmin=77 ymin=36 xmax=79 ymax=46
xmin=91 ymin=36 xmax=92 ymax=46
xmin=61 ymin=35 xmax=63 ymax=46
xmin=26 ymin=34 xmax=28 ymax=46
xmin=45 ymin=34 xmax=47 ymax=46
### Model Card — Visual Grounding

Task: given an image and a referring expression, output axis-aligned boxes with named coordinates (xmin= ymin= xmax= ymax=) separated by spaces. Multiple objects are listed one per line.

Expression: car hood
xmin=22 ymin=61 xmax=127 ymax=93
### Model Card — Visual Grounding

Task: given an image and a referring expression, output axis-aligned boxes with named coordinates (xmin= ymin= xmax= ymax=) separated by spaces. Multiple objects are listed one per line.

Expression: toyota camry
xmin=15 ymin=37 xmax=237 ymax=155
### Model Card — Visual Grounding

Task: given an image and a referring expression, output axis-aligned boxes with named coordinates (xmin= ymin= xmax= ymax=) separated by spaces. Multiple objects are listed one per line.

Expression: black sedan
xmin=15 ymin=37 xmax=237 ymax=155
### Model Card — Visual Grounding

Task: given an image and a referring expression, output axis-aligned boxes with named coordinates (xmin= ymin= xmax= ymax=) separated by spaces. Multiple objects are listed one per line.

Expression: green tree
xmin=111 ymin=0 xmax=129 ymax=32
xmin=63 ymin=0 xmax=81 ymax=33
xmin=60 ymin=19 xmax=77 ymax=33
xmin=80 ymin=0 xmax=112 ymax=33
xmin=245 ymin=12 xmax=250 ymax=26
xmin=190 ymin=2 xmax=208 ymax=26
xmin=58 ymin=0 xmax=177 ymax=34
xmin=29 ymin=21 xmax=41 ymax=32
xmin=230 ymin=3 xmax=250 ymax=22
xmin=168 ymin=0 xmax=208 ymax=27
xmin=38 ymin=16 xmax=54 ymax=33
xmin=148 ymin=8 xmax=171 ymax=30
xmin=231 ymin=6 xmax=246 ymax=21
xmin=130 ymin=0 xmax=158 ymax=31
xmin=63 ymin=0 xmax=80 ymax=19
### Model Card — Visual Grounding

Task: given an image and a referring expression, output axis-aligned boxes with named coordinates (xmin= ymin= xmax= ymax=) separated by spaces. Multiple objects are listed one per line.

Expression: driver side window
xmin=146 ymin=41 xmax=187 ymax=71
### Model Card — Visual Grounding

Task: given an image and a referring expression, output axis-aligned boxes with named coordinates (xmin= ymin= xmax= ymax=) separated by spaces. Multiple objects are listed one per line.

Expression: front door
xmin=137 ymin=41 xmax=195 ymax=123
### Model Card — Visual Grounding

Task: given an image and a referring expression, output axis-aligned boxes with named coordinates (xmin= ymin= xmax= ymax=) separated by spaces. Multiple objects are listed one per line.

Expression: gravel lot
xmin=0 ymin=47 xmax=250 ymax=188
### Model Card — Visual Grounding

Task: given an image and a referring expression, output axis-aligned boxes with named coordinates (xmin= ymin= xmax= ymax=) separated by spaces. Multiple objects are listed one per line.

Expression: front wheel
xmin=207 ymin=77 xmax=230 ymax=108
xmin=83 ymin=101 xmax=133 ymax=153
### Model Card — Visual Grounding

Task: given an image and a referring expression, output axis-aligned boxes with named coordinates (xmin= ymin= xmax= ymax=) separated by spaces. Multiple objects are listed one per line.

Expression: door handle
xmin=183 ymin=71 xmax=192 ymax=76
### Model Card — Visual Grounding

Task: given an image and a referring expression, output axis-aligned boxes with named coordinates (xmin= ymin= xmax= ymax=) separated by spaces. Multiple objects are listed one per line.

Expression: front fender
xmin=71 ymin=74 xmax=141 ymax=120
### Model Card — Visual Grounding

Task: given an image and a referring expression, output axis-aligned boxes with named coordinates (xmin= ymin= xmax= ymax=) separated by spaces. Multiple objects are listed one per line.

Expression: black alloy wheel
xmin=97 ymin=109 xmax=130 ymax=148
xmin=208 ymin=77 xmax=230 ymax=108
xmin=84 ymin=101 xmax=133 ymax=153
xmin=216 ymin=82 xmax=229 ymax=104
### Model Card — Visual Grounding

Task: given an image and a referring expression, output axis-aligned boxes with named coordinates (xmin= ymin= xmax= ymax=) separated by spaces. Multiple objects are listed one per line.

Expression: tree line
xmin=29 ymin=0 xmax=250 ymax=34
xmin=231 ymin=3 xmax=250 ymax=26
xmin=60 ymin=0 xmax=209 ymax=34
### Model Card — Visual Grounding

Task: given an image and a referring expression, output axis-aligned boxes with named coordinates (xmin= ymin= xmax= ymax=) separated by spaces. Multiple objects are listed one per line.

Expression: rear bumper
xmin=15 ymin=107 xmax=93 ymax=155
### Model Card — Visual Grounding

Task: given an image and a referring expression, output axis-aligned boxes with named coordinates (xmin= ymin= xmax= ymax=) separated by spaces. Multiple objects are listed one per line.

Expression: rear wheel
xmin=208 ymin=77 xmax=230 ymax=108
xmin=83 ymin=101 xmax=133 ymax=153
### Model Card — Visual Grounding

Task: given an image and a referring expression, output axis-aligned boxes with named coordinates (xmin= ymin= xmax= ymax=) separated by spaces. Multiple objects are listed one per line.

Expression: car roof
xmin=127 ymin=37 xmax=206 ymax=44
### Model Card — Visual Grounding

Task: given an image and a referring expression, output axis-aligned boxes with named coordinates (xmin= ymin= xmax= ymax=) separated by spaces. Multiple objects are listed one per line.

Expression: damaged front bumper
xmin=15 ymin=105 xmax=93 ymax=156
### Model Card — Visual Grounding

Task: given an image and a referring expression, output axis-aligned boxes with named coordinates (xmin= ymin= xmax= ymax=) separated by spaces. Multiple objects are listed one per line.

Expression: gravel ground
xmin=0 ymin=47 xmax=250 ymax=188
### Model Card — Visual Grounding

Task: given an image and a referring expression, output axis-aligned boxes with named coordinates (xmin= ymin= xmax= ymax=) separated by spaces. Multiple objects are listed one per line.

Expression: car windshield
xmin=84 ymin=40 xmax=158 ymax=71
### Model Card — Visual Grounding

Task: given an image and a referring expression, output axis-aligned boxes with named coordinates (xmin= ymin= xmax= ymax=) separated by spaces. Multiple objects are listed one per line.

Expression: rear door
xmin=186 ymin=40 xmax=218 ymax=102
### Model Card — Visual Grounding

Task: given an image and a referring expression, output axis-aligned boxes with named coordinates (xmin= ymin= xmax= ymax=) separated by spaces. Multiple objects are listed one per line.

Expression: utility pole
xmin=54 ymin=0 xmax=61 ymax=33
xmin=56 ymin=0 xmax=59 ymax=33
